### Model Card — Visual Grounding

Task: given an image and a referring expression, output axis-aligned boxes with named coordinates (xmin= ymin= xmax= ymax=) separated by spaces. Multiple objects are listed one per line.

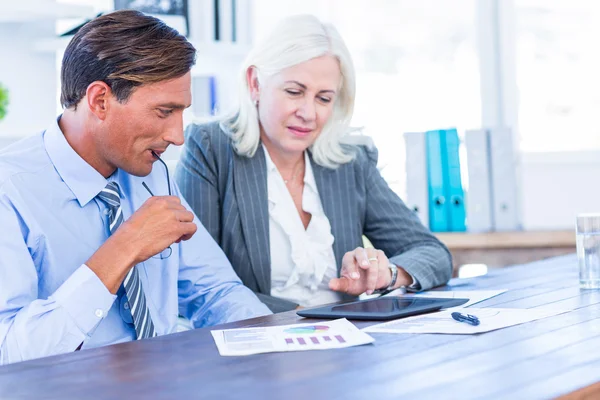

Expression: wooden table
xmin=435 ymin=230 xmax=576 ymax=250
xmin=2 ymin=253 xmax=600 ymax=400
xmin=435 ymin=230 xmax=576 ymax=272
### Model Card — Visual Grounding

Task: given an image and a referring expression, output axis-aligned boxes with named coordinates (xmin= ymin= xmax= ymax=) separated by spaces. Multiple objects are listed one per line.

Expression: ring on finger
xmin=368 ymin=257 xmax=378 ymax=262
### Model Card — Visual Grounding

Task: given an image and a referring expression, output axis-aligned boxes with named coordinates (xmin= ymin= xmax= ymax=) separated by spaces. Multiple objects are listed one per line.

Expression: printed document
xmin=363 ymin=307 xmax=569 ymax=334
xmin=211 ymin=318 xmax=374 ymax=356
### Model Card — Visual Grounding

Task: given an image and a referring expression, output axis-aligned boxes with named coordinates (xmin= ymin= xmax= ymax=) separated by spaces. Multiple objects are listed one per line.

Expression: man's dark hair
xmin=60 ymin=10 xmax=196 ymax=109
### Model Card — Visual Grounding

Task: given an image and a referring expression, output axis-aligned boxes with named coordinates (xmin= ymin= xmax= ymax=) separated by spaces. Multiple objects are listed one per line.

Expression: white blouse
xmin=264 ymin=148 xmax=342 ymax=307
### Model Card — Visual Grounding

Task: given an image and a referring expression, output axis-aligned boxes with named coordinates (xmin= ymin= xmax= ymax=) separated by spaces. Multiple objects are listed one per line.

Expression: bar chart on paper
xmin=283 ymin=325 xmax=348 ymax=346
xmin=211 ymin=319 xmax=374 ymax=356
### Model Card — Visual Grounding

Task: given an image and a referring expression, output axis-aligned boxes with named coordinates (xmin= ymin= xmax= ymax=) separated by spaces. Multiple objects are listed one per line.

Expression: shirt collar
xmin=44 ymin=115 xmax=111 ymax=207
xmin=262 ymin=143 xmax=278 ymax=174
xmin=302 ymin=150 xmax=318 ymax=194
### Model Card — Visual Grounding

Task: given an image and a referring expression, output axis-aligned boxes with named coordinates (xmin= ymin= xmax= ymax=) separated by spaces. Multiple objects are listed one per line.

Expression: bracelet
xmin=372 ymin=264 xmax=399 ymax=295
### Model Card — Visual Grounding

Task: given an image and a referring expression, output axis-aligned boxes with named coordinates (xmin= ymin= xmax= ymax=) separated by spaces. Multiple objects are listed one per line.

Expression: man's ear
xmin=85 ymin=81 xmax=112 ymax=120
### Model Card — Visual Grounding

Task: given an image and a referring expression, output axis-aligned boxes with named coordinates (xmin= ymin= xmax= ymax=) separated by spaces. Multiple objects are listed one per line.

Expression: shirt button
xmin=103 ymin=209 xmax=110 ymax=215
xmin=124 ymin=303 xmax=129 ymax=310
xmin=95 ymin=309 xmax=104 ymax=318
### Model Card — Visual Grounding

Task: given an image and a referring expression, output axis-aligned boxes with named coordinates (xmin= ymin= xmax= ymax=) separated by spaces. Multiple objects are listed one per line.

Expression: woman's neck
xmin=261 ymin=136 xmax=304 ymax=177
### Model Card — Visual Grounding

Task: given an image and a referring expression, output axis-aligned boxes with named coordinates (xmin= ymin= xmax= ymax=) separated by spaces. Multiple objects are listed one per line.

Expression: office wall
xmin=0 ymin=2 xmax=595 ymax=232
xmin=0 ymin=22 xmax=57 ymax=139
xmin=520 ymin=151 xmax=600 ymax=230
xmin=0 ymin=5 xmax=246 ymax=156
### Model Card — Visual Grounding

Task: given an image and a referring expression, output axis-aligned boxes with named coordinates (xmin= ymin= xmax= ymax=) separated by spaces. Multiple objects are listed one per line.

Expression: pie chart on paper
xmin=284 ymin=325 xmax=330 ymax=334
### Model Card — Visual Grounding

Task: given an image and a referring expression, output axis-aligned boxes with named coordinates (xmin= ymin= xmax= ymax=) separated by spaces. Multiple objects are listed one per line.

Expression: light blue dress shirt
xmin=0 ymin=117 xmax=271 ymax=365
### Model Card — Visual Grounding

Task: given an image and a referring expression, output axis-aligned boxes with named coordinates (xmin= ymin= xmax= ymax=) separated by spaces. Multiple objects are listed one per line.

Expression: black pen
xmin=451 ymin=312 xmax=480 ymax=326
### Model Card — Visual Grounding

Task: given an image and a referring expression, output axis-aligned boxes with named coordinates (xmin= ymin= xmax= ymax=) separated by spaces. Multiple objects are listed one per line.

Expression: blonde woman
xmin=176 ymin=15 xmax=452 ymax=312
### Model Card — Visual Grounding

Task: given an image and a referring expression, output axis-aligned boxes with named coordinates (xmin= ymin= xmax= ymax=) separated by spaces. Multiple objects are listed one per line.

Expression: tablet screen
xmin=331 ymin=298 xmax=428 ymax=313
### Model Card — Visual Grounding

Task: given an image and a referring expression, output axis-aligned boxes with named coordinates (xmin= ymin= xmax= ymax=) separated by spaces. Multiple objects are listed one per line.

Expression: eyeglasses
xmin=143 ymin=151 xmax=172 ymax=259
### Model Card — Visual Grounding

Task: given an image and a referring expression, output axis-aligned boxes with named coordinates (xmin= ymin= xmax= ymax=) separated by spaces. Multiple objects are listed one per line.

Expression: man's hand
xmin=86 ymin=196 xmax=197 ymax=293
xmin=328 ymin=247 xmax=411 ymax=296
xmin=116 ymin=196 xmax=197 ymax=263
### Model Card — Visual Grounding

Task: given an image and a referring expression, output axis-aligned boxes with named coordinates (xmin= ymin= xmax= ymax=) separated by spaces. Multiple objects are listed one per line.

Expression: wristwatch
xmin=372 ymin=264 xmax=399 ymax=295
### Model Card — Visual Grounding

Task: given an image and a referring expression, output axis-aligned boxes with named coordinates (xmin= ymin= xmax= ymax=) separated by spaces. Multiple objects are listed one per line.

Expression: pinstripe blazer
xmin=175 ymin=121 xmax=453 ymax=313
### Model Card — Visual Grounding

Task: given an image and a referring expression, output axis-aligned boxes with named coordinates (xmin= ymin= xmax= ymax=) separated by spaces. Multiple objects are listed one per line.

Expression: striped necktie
xmin=97 ymin=182 xmax=156 ymax=339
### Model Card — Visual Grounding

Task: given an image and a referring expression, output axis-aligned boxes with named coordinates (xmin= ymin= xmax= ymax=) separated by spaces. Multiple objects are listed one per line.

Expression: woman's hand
xmin=328 ymin=247 xmax=410 ymax=295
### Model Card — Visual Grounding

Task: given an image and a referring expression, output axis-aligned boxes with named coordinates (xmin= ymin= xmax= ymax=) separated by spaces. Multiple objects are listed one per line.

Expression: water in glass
xmin=577 ymin=232 xmax=600 ymax=289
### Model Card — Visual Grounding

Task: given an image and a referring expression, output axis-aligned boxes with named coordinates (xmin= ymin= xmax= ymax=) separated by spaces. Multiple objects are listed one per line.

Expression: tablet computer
xmin=296 ymin=296 xmax=469 ymax=321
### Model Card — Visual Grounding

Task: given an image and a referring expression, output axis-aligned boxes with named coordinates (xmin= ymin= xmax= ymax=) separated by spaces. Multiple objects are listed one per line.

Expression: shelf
xmin=33 ymin=37 xmax=251 ymax=57
xmin=435 ymin=230 xmax=576 ymax=250
xmin=33 ymin=37 xmax=72 ymax=53
xmin=0 ymin=1 xmax=94 ymax=23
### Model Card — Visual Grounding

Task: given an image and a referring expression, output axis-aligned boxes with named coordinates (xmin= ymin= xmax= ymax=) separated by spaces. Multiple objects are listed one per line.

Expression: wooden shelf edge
xmin=435 ymin=230 xmax=576 ymax=250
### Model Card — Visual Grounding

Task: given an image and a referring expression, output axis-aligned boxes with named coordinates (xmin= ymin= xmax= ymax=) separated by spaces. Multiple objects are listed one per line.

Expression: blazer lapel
xmin=310 ymin=153 xmax=357 ymax=275
xmin=232 ymin=146 xmax=271 ymax=294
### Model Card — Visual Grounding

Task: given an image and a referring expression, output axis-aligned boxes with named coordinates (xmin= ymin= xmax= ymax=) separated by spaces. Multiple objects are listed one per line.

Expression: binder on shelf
xmin=489 ymin=127 xmax=521 ymax=231
xmin=426 ymin=130 xmax=449 ymax=232
xmin=465 ymin=129 xmax=494 ymax=232
xmin=404 ymin=132 xmax=429 ymax=227
xmin=234 ymin=0 xmax=252 ymax=45
xmin=218 ymin=0 xmax=234 ymax=42
xmin=442 ymin=129 xmax=466 ymax=232
xmin=193 ymin=0 xmax=215 ymax=42
xmin=192 ymin=75 xmax=218 ymax=117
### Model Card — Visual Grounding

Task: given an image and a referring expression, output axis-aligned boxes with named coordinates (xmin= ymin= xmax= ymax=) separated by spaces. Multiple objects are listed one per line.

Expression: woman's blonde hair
xmin=221 ymin=14 xmax=358 ymax=169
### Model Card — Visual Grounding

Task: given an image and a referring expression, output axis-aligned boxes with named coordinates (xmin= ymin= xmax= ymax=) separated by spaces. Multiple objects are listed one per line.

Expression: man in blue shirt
xmin=0 ymin=10 xmax=270 ymax=365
